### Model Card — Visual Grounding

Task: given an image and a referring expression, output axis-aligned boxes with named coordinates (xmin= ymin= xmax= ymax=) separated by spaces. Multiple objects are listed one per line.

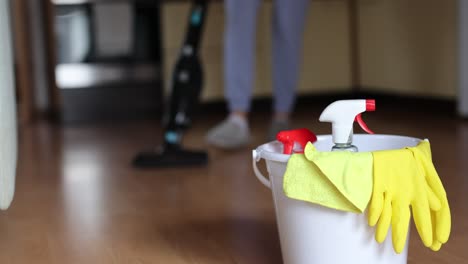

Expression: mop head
xmin=133 ymin=146 xmax=208 ymax=168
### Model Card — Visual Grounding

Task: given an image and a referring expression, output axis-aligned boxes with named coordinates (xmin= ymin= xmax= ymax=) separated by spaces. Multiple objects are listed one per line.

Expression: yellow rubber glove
xmin=407 ymin=140 xmax=451 ymax=251
xmin=369 ymin=148 xmax=441 ymax=253
xmin=283 ymin=143 xmax=373 ymax=213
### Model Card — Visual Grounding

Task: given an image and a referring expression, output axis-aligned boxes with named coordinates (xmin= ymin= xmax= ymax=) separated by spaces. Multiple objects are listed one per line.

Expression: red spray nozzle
xmin=355 ymin=99 xmax=376 ymax=134
xmin=355 ymin=114 xmax=374 ymax=134
xmin=366 ymin=99 xmax=376 ymax=111
xmin=276 ymin=128 xmax=317 ymax=154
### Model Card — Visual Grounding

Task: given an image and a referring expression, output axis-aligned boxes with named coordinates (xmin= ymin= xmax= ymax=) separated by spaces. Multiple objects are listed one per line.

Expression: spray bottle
xmin=319 ymin=99 xmax=375 ymax=152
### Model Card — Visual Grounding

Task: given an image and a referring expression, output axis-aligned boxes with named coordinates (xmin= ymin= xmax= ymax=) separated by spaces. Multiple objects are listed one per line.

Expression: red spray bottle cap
xmin=276 ymin=128 xmax=317 ymax=154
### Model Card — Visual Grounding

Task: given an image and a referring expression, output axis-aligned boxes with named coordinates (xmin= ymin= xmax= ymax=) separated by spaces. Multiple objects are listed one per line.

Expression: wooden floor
xmin=0 ymin=103 xmax=467 ymax=263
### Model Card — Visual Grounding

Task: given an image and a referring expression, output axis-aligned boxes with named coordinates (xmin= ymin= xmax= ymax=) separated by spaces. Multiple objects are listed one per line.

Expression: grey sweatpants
xmin=224 ymin=0 xmax=310 ymax=113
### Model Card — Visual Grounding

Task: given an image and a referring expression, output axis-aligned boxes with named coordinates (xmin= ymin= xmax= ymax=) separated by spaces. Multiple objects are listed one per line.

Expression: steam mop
xmin=133 ymin=0 xmax=208 ymax=168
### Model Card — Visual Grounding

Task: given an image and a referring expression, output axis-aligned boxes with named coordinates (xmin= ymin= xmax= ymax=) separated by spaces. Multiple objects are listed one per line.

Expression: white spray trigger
xmin=319 ymin=99 xmax=375 ymax=145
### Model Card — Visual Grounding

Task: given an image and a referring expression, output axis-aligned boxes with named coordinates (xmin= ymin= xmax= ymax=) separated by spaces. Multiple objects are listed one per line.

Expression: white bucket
xmin=252 ymin=134 xmax=420 ymax=264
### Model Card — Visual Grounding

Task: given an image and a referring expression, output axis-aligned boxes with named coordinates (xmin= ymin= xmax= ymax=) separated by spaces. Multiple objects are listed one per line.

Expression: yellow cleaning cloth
xmin=407 ymin=140 xmax=451 ymax=251
xmin=304 ymin=143 xmax=373 ymax=213
xmin=369 ymin=148 xmax=441 ymax=253
xmin=283 ymin=143 xmax=373 ymax=213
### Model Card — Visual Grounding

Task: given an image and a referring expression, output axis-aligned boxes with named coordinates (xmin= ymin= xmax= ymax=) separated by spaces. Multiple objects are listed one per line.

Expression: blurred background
xmin=11 ymin=0 xmax=467 ymax=124
xmin=13 ymin=0 xmax=163 ymax=123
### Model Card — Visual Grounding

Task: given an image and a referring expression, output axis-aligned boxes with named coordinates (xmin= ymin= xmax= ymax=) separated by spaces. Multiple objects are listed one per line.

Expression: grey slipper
xmin=205 ymin=118 xmax=251 ymax=149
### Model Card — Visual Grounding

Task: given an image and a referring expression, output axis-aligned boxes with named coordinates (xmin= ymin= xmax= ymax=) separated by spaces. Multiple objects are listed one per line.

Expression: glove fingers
xmin=430 ymin=241 xmax=442 ymax=251
xmin=415 ymin=144 xmax=451 ymax=243
xmin=376 ymin=195 xmax=392 ymax=243
xmin=429 ymin=211 xmax=442 ymax=251
xmin=413 ymin=142 xmax=451 ymax=244
xmin=391 ymin=200 xmax=411 ymax=254
xmin=414 ymin=148 xmax=447 ymax=198
xmin=429 ymin=211 xmax=447 ymax=252
xmin=412 ymin=201 xmax=433 ymax=247
xmin=368 ymin=190 xmax=384 ymax=227
xmin=435 ymin=199 xmax=451 ymax=243
xmin=425 ymin=166 xmax=446 ymax=198
xmin=426 ymin=183 xmax=441 ymax=211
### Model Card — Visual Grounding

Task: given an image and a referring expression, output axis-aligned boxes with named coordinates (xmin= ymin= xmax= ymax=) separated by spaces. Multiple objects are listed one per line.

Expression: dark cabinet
xmin=51 ymin=0 xmax=163 ymax=122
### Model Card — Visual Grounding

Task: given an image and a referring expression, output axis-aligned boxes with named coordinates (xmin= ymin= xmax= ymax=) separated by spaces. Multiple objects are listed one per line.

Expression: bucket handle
xmin=252 ymin=150 xmax=271 ymax=189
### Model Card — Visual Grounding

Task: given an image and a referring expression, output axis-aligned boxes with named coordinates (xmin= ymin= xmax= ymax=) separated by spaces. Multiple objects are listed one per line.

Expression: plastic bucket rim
xmin=255 ymin=133 xmax=423 ymax=163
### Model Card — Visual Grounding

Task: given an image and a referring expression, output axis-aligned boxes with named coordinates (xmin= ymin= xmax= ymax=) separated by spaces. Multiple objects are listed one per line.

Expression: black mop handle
xmin=132 ymin=0 xmax=210 ymax=167
xmin=163 ymin=0 xmax=208 ymax=144
xmin=183 ymin=0 xmax=208 ymax=53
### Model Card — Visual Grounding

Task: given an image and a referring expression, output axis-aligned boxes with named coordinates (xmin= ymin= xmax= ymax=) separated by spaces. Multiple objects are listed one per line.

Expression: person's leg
xmin=268 ymin=0 xmax=310 ymax=139
xmin=206 ymin=0 xmax=261 ymax=149
xmin=224 ymin=0 xmax=262 ymax=115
